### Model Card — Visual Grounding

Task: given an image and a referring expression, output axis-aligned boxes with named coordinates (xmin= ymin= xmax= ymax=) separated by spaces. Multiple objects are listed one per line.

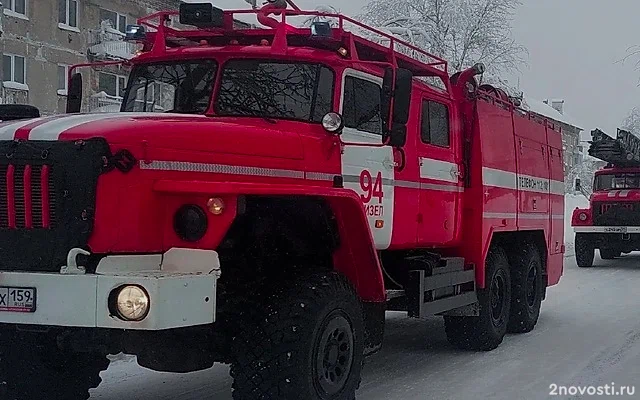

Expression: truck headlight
xmin=579 ymin=212 xmax=588 ymax=221
xmin=111 ymin=285 xmax=150 ymax=321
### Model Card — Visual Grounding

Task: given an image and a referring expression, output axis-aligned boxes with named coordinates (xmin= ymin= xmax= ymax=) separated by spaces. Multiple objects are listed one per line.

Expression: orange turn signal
xmin=207 ymin=198 xmax=225 ymax=215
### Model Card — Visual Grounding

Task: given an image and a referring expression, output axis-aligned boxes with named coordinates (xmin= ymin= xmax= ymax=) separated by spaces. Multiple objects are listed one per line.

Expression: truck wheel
xmin=444 ymin=246 xmax=512 ymax=351
xmin=600 ymin=249 xmax=620 ymax=260
xmin=0 ymin=329 xmax=110 ymax=400
xmin=507 ymin=243 xmax=544 ymax=333
xmin=229 ymin=272 xmax=365 ymax=400
xmin=575 ymin=233 xmax=594 ymax=268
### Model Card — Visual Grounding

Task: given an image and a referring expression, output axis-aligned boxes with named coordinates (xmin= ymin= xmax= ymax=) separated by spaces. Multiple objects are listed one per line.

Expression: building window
xmin=58 ymin=0 xmax=78 ymax=28
xmin=3 ymin=54 xmax=26 ymax=85
xmin=99 ymin=8 xmax=127 ymax=33
xmin=99 ymin=72 xmax=127 ymax=98
xmin=57 ymin=65 xmax=69 ymax=95
xmin=342 ymin=76 xmax=382 ymax=135
xmin=4 ymin=0 xmax=26 ymax=17
xmin=421 ymin=100 xmax=450 ymax=147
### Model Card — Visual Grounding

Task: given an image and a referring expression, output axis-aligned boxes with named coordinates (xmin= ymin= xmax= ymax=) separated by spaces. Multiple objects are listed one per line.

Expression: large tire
xmin=507 ymin=243 xmax=544 ymax=334
xmin=599 ymin=249 xmax=620 ymax=260
xmin=0 ymin=329 xmax=110 ymax=400
xmin=444 ymin=246 xmax=512 ymax=351
xmin=230 ymin=272 xmax=365 ymax=400
xmin=575 ymin=233 xmax=594 ymax=267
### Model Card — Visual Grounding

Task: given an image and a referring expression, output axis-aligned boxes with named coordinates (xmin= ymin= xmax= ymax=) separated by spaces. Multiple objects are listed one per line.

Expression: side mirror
xmin=382 ymin=67 xmax=413 ymax=147
xmin=0 ymin=104 xmax=40 ymax=121
xmin=66 ymin=72 xmax=83 ymax=114
xmin=575 ymin=178 xmax=582 ymax=192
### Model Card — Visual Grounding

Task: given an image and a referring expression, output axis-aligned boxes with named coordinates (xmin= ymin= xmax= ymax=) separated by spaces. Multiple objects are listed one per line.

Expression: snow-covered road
xmin=91 ymin=251 xmax=640 ymax=400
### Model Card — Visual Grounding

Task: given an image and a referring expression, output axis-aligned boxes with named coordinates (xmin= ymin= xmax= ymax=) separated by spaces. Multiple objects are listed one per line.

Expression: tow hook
xmin=60 ymin=248 xmax=91 ymax=275
xmin=622 ymin=233 xmax=631 ymax=241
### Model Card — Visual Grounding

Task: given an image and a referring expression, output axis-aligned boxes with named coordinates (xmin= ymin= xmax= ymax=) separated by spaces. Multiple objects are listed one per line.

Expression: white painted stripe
xmin=0 ymin=117 xmax=45 ymax=140
xmin=483 ymin=167 xmax=517 ymax=190
xmin=29 ymin=114 xmax=131 ymax=140
xmin=550 ymin=180 xmax=565 ymax=196
xmin=483 ymin=212 xmax=517 ymax=219
xmin=394 ymin=180 xmax=420 ymax=189
xmin=419 ymin=157 xmax=459 ymax=184
xmin=483 ymin=167 xmax=564 ymax=196
xmin=27 ymin=112 xmax=202 ymax=140
xmin=483 ymin=212 xmax=565 ymax=220
xmin=574 ymin=226 xmax=640 ymax=233
xmin=421 ymin=182 xmax=464 ymax=192
xmin=140 ymin=160 xmax=305 ymax=179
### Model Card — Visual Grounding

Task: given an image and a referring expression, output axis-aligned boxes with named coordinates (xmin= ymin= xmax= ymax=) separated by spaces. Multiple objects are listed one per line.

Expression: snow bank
xmin=564 ymin=193 xmax=590 ymax=256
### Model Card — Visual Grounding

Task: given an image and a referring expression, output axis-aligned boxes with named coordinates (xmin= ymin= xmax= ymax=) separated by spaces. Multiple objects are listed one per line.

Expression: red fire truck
xmin=0 ymin=2 xmax=564 ymax=399
xmin=572 ymin=128 xmax=640 ymax=267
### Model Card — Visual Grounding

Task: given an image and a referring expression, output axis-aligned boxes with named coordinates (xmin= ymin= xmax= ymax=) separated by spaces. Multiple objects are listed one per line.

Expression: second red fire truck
xmin=0 ymin=2 xmax=564 ymax=399
xmin=572 ymin=128 xmax=640 ymax=266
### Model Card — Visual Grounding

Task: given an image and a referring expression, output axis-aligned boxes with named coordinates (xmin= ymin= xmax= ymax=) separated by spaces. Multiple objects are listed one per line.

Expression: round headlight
xmin=579 ymin=212 xmax=588 ymax=221
xmin=174 ymin=204 xmax=208 ymax=242
xmin=322 ymin=112 xmax=344 ymax=134
xmin=114 ymin=285 xmax=150 ymax=322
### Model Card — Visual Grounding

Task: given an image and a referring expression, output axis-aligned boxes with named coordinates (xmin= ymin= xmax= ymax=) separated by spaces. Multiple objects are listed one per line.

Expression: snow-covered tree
xmin=622 ymin=107 xmax=640 ymax=135
xmin=302 ymin=5 xmax=341 ymax=28
xmin=358 ymin=0 xmax=527 ymax=80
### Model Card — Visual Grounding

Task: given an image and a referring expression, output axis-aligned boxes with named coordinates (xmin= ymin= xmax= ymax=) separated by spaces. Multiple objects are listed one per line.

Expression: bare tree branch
xmin=358 ymin=0 xmax=528 ymax=82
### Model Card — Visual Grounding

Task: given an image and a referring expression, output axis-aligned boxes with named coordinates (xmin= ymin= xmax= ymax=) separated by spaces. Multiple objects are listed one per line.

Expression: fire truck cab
xmin=572 ymin=128 xmax=640 ymax=266
xmin=0 ymin=2 xmax=564 ymax=399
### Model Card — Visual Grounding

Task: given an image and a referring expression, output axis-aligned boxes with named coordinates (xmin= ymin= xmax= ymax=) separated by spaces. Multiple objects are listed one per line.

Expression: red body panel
xmin=0 ymin=6 xmax=564 ymax=301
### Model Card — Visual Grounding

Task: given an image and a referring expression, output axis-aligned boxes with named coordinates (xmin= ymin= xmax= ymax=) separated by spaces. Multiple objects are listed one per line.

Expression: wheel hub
xmin=315 ymin=313 xmax=354 ymax=396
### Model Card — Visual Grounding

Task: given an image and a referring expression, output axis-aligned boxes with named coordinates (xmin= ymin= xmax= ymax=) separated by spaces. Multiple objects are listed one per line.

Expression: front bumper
xmin=0 ymin=248 xmax=220 ymax=331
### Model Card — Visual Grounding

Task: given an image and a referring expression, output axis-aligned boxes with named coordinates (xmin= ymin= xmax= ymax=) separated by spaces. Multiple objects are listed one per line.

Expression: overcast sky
xmin=192 ymin=0 xmax=640 ymax=134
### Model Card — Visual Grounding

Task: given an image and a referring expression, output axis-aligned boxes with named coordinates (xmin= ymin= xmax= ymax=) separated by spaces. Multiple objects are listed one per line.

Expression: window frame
xmin=3 ymin=0 xmax=27 ymax=18
xmin=99 ymin=8 xmax=127 ymax=33
xmin=420 ymin=98 xmax=451 ymax=148
xmin=98 ymin=71 xmax=127 ymax=99
xmin=57 ymin=64 xmax=69 ymax=95
xmin=3 ymin=54 xmax=27 ymax=85
xmin=340 ymin=70 xmax=384 ymax=135
xmin=58 ymin=0 xmax=79 ymax=31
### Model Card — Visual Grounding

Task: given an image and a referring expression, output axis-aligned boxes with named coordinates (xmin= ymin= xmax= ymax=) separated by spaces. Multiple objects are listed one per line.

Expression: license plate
xmin=0 ymin=287 xmax=36 ymax=313
xmin=604 ymin=227 xmax=628 ymax=233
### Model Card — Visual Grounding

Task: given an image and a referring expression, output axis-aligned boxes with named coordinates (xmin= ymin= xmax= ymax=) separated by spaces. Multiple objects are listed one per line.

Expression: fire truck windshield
xmin=122 ymin=60 xmax=218 ymax=114
xmin=594 ymin=173 xmax=640 ymax=190
xmin=215 ymin=60 xmax=334 ymax=123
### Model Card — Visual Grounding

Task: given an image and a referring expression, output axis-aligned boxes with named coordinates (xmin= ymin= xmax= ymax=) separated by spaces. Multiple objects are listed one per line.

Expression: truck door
xmin=416 ymin=97 xmax=462 ymax=246
xmin=339 ymin=69 xmax=396 ymax=249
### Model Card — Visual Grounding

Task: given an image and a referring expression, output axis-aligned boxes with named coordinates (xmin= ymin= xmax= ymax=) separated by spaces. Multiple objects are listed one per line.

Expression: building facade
xmin=522 ymin=96 xmax=584 ymax=176
xmin=0 ymin=0 xmax=183 ymax=115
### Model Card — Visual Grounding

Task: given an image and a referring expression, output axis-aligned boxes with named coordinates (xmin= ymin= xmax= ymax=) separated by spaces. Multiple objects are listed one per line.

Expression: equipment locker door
xmin=339 ymin=69 xmax=397 ymax=249
xmin=416 ymin=97 xmax=462 ymax=246
xmin=515 ymin=136 xmax=550 ymax=229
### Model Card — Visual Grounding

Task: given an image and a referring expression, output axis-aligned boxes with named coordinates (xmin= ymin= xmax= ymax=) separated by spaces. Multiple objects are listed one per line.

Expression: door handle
xmin=382 ymin=158 xmax=397 ymax=170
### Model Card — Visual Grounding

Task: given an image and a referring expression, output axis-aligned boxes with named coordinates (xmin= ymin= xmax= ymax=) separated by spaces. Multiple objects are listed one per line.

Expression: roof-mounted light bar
xmin=179 ymin=3 xmax=225 ymax=28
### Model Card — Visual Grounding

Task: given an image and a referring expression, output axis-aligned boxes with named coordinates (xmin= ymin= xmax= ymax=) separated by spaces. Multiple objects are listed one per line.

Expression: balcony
xmin=88 ymin=20 xmax=139 ymax=61
xmin=88 ymin=92 xmax=122 ymax=113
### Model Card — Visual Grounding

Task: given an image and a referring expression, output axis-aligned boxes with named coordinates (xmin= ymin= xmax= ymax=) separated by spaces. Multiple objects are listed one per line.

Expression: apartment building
xmin=0 ymin=0 xmax=183 ymax=115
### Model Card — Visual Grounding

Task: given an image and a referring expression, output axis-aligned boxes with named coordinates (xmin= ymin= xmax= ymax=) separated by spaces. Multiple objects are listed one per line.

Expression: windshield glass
xmin=594 ymin=173 xmax=640 ymax=190
xmin=122 ymin=60 xmax=217 ymax=114
xmin=215 ymin=60 xmax=334 ymax=122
